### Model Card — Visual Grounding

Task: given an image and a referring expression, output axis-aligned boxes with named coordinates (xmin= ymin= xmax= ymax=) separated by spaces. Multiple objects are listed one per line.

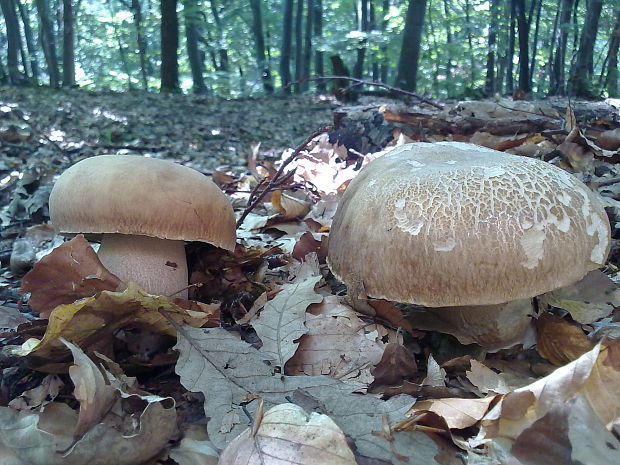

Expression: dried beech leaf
xmin=63 ymin=340 xmax=119 ymax=440
xmin=423 ymin=354 xmax=446 ymax=387
xmin=285 ymin=296 xmax=391 ymax=388
xmin=408 ymin=397 xmax=496 ymax=430
xmin=168 ymin=426 xmax=219 ymax=465
xmin=251 ymin=274 xmax=323 ymax=369
xmin=174 ymin=326 xmax=440 ymax=464
xmin=9 ymin=375 xmax=63 ymax=410
xmin=21 ymin=283 xmax=218 ymax=372
xmin=271 ymin=190 xmax=311 ymax=220
xmin=597 ymin=128 xmax=620 ymax=151
xmin=0 ymin=305 xmax=29 ymax=329
xmin=539 ymin=270 xmax=619 ymax=324
xmin=218 ymin=403 xmax=357 ymax=465
xmin=0 ymin=350 xmax=176 ymax=465
xmin=370 ymin=341 xmax=418 ymax=388
xmin=536 ymin=313 xmax=594 ymax=366
xmin=21 ymin=235 xmax=124 ymax=318
xmin=476 ymin=339 xmax=620 ymax=464
xmin=466 ymin=360 xmax=510 ymax=395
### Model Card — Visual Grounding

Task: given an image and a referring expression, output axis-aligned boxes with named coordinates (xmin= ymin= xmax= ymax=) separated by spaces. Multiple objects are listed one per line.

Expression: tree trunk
xmin=35 ymin=0 xmax=59 ymax=87
xmin=302 ymin=0 xmax=313 ymax=91
xmin=514 ymin=0 xmax=530 ymax=94
xmin=16 ymin=0 xmax=39 ymax=83
xmin=484 ymin=0 xmax=499 ymax=96
xmin=129 ymin=0 xmax=149 ymax=89
xmin=184 ymin=0 xmax=206 ymax=94
xmin=395 ymin=0 xmax=428 ymax=92
xmin=505 ymin=0 xmax=516 ymax=94
xmin=606 ymin=8 xmax=620 ymax=97
xmin=313 ymin=0 xmax=324 ymax=90
xmin=443 ymin=0 xmax=453 ymax=97
xmin=568 ymin=0 xmax=603 ymax=97
xmin=250 ymin=0 xmax=273 ymax=93
xmin=464 ymin=0 xmax=476 ymax=86
xmin=528 ymin=0 xmax=542 ymax=90
xmin=207 ymin=0 xmax=228 ymax=73
xmin=294 ymin=0 xmax=303 ymax=93
xmin=550 ymin=0 xmax=575 ymax=95
xmin=380 ymin=0 xmax=389 ymax=83
xmin=280 ymin=0 xmax=293 ymax=92
xmin=353 ymin=0 xmax=368 ymax=79
xmin=62 ymin=0 xmax=74 ymax=86
xmin=0 ymin=0 xmax=22 ymax=83
xmin=160 ymin=0 xmax=179 ymax=92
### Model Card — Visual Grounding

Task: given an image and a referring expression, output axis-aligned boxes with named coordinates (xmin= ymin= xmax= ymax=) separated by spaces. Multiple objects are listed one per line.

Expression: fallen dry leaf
xmin=218 ymin=403 xmax=357 ymax=465
xmin=9 ymin=224 xmax=57 ymax=275
xmin=466 ymin=360 xmax=510 ymax=395
xmin=408 ymin=396 xmax=496 ymax=430
xmin=19 ymin=283 xmax=219 ymax=372
xmin=474 ymin=339 xmax=620 ymax=464
xmin=21 ymin=235 xmax=124 ymax=318
xmin=285 ymin=296 xmax=392 ymax=388
xmin=8 ymin=374 xmax=63 ymax=410
xmin=539 ymin=270 xmax=619 ymax=324
xmin=535 ymin=313 xmax=594 ymax=365
xmin=271 ymin=190 xmax=312 ymax=220
xmin=174 ymin=326 xmax=440 ymax=464
xmin=0 ymin=341 xmax=176 ymax=465
xmin=168 ymin=425 xmax=219 ymax=465
xmin=251 ymin=273 xmax=323 ymax=370
xmin=0 ymin=305 xmax=29 ymax=329
xmin=370 ymin=341 xmax=418 ymax=388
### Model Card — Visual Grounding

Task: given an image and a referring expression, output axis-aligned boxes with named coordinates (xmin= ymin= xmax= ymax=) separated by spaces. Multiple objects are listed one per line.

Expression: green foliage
xmin=0 ymin=0 xmax=617 ymax=97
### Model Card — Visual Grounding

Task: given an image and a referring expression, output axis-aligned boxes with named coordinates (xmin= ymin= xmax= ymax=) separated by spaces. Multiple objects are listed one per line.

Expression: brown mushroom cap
xmin=327 ymin=142 xmax=611 ymax=307
xmin=48 ymin=155 xmax=236 ymax=250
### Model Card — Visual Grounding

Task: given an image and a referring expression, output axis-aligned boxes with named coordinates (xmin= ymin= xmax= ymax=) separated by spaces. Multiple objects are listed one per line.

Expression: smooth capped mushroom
xmin=48 ymin=155 xmax=236 ymax=298
xmin=327 ymin=142 xmax=611 ymax=348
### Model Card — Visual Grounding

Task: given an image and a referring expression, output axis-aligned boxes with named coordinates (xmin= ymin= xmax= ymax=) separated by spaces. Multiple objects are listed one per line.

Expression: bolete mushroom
xmin=327 ymin=142 xmax=611 ymax=348
xmin=48 ymin=155 xmax=236 ymax=298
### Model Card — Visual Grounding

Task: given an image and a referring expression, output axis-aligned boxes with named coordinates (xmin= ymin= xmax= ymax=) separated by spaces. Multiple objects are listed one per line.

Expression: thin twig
xmin=298 ymin=75 xmax=444 ymax=110
xmin=236 ymin=126 xmax=332 ymax=228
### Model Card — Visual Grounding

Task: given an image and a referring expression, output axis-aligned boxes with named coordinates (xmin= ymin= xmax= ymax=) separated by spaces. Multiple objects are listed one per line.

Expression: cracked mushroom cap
xmin=327 ymin=142 xmax=611 ymax=307
xmin=49 ymin=155 xmax=236 ymax=250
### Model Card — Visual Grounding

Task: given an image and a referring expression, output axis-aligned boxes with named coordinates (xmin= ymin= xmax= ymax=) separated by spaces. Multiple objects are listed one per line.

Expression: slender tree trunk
xmin=294 ymin=0 xmax=303 ymax=93
xmin=353 ymin=0 xmax=368 ymax=79
xmin=250 ymin=0 xmax=273 ymax=93
xmin=370 ymin=2 xmax=379 ymax=81
xmin=0 ymin=0 xmax=22 ymax=83
xmin=207 ymin=0 xmax=228 ymax=73
xmin=183 ymin=0 xmax=206 ymax=94
xmin=568 ymin=0 xmax=603 ymax=97
xmin=550 ymin=0 xmax=575 ymax=95
xmin=160 ymin=0 xmax=179 ymax=92
xmin=280 ymin=0 xmax=293 ymax=92
xmin=443 ymin=0 xmax=453 ymax=97
xmin=35 ymin=0 xmax=59 ymax=87
xmin=380 ymin=0 xmax=389 ymax=83
xmin=426 ymin=0 xmax=440 ymax=94
xmin=484 ymin=0 xmax=499 ymax=96
xmin=528 ymin=0 xmax=542 ymax=90
xmin=16 ymin=0 xmax=39 ymax=83
xmin=395 ymin=0 xmax=428 ymax=91
xmin=129 ymin=0 xmax=149 ymax=89
xmin=514 ymin=0 xmax=530 ymax=94
xmin=464 ymin=0 xmax=476 ymax=86
xmin=313 ymin=0 xmax=324 ymax=90
xmin=606 ymin=9 xmax=620 ymax=97
xmin=505 ymin=0 xmax=516 ymax=93
xmin=62 ymin=0 xmax=74 ymax=86
xmin=301 ymin=0 xmax=313 ymax=91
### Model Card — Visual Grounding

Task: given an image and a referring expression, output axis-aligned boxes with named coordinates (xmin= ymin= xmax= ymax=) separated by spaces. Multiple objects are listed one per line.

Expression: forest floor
xmin=1 ymin=87 xmax=620 ymax=465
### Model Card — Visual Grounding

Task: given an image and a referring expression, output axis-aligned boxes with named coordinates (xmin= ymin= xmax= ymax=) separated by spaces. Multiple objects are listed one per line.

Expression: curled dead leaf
xmin=536 ymin=313 xmax=594 ymax=366
xmin=21 ymin=235 xmax=124 ymax=318
xmin=271 ymin=190 xmax=311 ymax=220
xmin=218 ymin=403 xmax=357 ymax=465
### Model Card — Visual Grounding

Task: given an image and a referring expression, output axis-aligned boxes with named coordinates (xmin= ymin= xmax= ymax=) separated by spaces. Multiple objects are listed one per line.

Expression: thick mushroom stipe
xmin=328 ymin=142 xmax=611 ymax=307
xmin=98 ymin=234 xmax=188 ymax=297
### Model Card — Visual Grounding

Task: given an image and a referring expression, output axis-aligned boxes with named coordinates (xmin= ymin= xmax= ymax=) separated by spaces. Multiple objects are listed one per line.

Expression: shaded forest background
xmin=0 ymin=0 xmax=618 ymax=100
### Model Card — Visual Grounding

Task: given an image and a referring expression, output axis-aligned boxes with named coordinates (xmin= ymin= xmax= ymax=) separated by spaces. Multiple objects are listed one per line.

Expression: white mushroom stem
xmin=98 ymin=234 xmax=188 ymax=298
